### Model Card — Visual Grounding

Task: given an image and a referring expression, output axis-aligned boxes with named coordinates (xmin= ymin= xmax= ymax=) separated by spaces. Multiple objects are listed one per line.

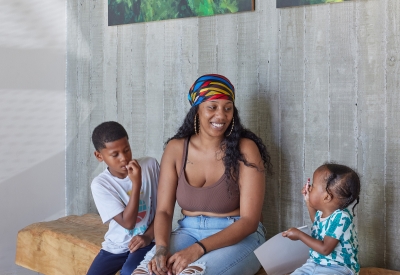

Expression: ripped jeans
xmin=134 ymin=215 xmax=266 ymax=275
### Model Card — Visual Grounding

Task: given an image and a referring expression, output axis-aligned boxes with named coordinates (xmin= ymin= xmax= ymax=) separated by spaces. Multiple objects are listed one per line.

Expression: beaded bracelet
xmin=195 ymin=241 xmax=207 ymax=255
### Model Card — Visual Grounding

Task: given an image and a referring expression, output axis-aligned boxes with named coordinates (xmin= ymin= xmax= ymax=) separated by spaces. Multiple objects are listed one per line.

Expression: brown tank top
xmin=176 ymin=137 xmax=240 ymax=214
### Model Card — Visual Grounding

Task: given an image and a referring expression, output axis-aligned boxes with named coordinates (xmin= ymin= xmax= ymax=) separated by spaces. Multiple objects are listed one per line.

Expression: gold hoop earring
xmin=226 ymin=117 xmax=234 ymax=137
xmin=194 ymin=114 xmax=199 ymax=135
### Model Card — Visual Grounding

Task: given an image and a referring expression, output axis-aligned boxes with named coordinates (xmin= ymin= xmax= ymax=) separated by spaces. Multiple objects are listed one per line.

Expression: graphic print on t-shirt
xmin=126 ymin=190 xmax=148 ymax=223
xmin=125 ymin=189 xmax=148 ymax=237
xmin=137 ymin=199 xmax=147 ymax=222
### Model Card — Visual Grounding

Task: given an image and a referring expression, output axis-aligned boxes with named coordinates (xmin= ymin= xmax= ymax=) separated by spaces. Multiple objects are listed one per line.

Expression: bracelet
xmin=195 ymin=241 xmax=207 ymax=255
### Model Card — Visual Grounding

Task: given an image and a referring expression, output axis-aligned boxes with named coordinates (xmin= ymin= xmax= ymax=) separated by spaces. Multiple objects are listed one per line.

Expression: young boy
xmin=87 ymin=121 xmax=159 ymax=275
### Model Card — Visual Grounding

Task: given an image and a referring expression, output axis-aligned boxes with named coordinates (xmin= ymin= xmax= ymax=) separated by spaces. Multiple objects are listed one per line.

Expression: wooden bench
xmin=16 ymin=214 xmax=400 ymax=275
xmin=16 ymin=213 xmax=108 ymax=275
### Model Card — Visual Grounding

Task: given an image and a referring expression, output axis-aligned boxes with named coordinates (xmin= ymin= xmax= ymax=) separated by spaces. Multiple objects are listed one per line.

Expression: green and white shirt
xmin=310 ymin=209 xmax=360 ymax=275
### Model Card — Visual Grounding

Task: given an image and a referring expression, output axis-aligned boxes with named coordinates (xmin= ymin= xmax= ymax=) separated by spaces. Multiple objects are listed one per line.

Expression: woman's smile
xmin=211 ymin=122 xmax=225 ymax=129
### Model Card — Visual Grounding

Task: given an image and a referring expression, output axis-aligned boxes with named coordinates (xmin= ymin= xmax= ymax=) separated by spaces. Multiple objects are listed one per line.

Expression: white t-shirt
xmin=91 ymin=157 xmax=159 ymax=254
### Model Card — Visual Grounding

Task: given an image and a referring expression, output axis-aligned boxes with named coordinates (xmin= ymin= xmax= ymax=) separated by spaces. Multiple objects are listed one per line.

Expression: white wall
xmin=0 ymin=0 xmax=66 ymax=274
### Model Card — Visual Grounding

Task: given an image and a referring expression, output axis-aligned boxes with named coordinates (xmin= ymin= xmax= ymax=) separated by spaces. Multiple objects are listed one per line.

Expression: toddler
xmin=282 ymin=163 xmax=360 ymax=275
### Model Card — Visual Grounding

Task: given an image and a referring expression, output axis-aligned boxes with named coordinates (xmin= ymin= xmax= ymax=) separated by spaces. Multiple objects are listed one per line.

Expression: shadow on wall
xmin=0 ymin=1 xmax=66 ymax=273
xmin=0 ymin=89 xmax=65 ymax=183
xmin=238 ymin=91 xmax=282 ymax=239
xmin=258 ymin=95 xmax=283 ymax=239
xmin=0 ymin=151 xmax=65 ymax=274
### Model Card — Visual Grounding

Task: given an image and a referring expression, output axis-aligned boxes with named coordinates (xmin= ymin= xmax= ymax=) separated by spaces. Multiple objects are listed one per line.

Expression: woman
xmin=133 ymin=74 xmax=272 ymax=275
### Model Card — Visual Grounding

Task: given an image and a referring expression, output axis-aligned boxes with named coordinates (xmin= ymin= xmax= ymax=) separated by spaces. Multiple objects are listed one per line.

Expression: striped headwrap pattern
xmin=188 ymin=74 xmax=235 ymax=106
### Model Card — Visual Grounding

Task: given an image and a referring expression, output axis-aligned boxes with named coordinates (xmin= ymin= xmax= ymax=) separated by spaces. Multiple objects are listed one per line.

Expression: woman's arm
xmin=167 ymin=138 xmax=266 ymax=274
xmin=149 ymin=140 xmax=181 ymax=275
xmin=202 ymin=138 xmax=265 ymax=246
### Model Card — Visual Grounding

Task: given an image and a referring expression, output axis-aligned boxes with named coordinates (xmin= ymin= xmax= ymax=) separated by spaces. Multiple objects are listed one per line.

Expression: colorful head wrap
xmin=188 ymin=74 xmax=235 ymax=106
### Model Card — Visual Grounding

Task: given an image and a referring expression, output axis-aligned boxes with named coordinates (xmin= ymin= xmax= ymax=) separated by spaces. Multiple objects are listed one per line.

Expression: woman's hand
xmin=148 ymin=246 xmax=171 ymax=275
xmin=128 ymin=235 xmax=152 ymax=253
xmin=167 ymin=243 xmax=204 ymax=275
xmin=282 ymin=228 xmax=302 ymax=241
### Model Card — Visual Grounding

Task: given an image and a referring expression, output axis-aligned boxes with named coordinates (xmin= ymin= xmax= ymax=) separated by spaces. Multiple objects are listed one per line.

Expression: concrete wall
xmin=67 ymin=0 xmax=400 ymax=270
xmin=0 ymin=0 xmax=66 ymax=274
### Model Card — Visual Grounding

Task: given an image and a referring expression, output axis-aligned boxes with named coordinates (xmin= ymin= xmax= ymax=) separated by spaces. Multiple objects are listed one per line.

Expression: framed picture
xmin=277 ymin=0 xmax=347 ymax=8
xmin=109 ymin=0 xmax=255 ymax=26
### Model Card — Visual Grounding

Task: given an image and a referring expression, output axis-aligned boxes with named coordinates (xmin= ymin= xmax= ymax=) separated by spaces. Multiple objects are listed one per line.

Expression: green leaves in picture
xmin=187 ymin=0 xmax=239 ymax=15
xmin=277 ymin=0 xmax=348 ymax=8
xmin=108 ymin=0 xmax=254 ymax=26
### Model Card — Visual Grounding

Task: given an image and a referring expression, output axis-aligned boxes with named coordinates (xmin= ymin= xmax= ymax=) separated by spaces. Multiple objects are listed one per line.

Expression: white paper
xmin=254 ymin=225 xmax=311 ymax=275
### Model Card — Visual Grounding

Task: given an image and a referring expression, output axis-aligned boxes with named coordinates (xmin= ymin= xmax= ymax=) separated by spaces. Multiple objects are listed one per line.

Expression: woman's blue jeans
xmin=136 ymin=215 xmax=266 ymax=275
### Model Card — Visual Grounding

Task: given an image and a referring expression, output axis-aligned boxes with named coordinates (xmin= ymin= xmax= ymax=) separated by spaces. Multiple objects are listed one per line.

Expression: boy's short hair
xmin=92 ymin=121 xmax=128 ymax=151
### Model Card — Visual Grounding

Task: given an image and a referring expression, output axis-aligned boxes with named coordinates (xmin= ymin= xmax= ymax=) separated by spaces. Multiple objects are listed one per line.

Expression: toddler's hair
xmin=321 ymin=163 xmax=361 ymax=215
xmin=92 ymin=121 xmax=128 ymax=151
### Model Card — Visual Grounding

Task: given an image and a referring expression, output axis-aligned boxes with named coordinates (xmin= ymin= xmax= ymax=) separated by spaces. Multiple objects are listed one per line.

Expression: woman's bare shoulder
xmin=163 ymin=138 xmax=186 ymax=159
xmin=239 ymin=137 xmax=259 ymax=152
xmin=239 ymin=138 xmax=262 ymax=164
xmin=165 ymin=138 xmax=186 ymax=150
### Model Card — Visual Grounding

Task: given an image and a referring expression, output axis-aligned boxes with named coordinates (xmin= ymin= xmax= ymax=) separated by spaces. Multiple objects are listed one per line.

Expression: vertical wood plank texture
xmin=279 ymin=8 xmax=305 ymax=231
xmin=116 ymin=24 xmax=134 ymax=136
xmin=257 ymin=0 xmax=281 ymax=239
xmin=216 ymin=13 xmax=238 ymax=88
xmin=303 ymin=4 xmax=330 ymax=225
xmin=328 ymin=2 xmax=357 ymax=168
xmin=198 ymin=17 xmax=217 ymax=75
xmin=356 ymin=0 xmax=386 ymax=267
xmin=145 ymin=22 xmax=165 ymax=161
xmin=385 ymin=0 xmax=400 ymax=269
xmin=130 ymin=23 xmax=147 ymax=158
xmin=102 ymin=4 xmax=118 ymax=123
xmin=164 ymin=20 xmax=183 ymax=140
xmin=237 ymin=13 xmax=259 ymax=132
xmin=71 ymin=0 xmax=91 ymax=215
xmin=87 ymin=0 xmax=106 ymax=213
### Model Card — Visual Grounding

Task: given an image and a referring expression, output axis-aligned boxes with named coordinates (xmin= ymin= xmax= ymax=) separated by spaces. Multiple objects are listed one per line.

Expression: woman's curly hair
xmin=166 ymin=105 xmax=273 ymax=180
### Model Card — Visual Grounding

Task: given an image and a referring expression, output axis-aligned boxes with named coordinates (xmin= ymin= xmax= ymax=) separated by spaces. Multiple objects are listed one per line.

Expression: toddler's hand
xmin=302 ymin=178 xmax=310 ymax=203
xmin=126 ymin=159 xmax=141 ymax=187
xmin=282 ymin=228 xmax=301 ymax=241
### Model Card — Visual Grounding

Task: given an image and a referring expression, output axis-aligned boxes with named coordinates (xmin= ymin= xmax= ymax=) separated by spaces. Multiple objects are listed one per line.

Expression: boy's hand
xmin=128 ymin=234 xmax=152 ymax=253
xmin=126 ymin=159 xmax=141 ymax=186
xmin=282 ymin=228 xmax=301 ymax=240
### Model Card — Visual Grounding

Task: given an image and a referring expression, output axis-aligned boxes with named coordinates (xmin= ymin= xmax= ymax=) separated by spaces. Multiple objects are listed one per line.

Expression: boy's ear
xmin=94 ymin=151 xmax=104 ymax=162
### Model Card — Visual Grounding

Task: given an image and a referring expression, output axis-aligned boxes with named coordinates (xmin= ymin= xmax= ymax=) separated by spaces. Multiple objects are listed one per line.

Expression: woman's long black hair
xmin=166 ymin=105 xmax=273 ymax=180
